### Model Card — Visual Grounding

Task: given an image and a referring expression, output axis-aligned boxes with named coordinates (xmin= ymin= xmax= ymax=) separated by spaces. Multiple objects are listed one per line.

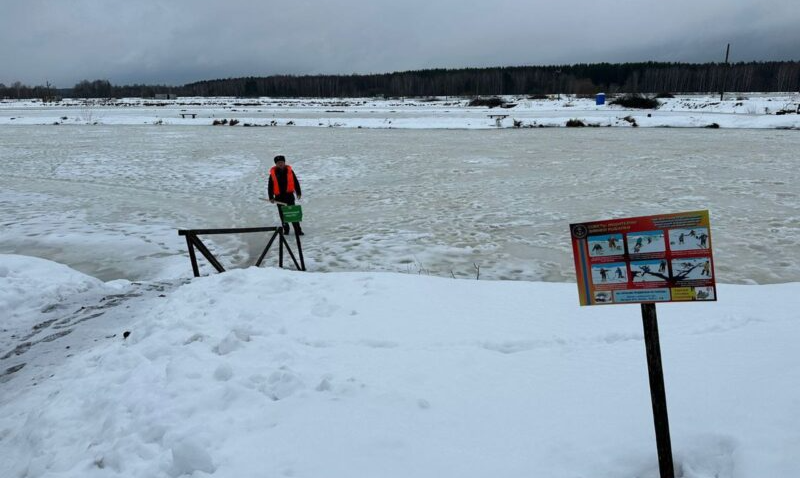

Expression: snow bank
xmin=0 ymin=254 xmax=131 ymax=362
xmin=1 ymin=94 xmax=798 ymax=129
xmin=1 ymin=259 xmax=798 ymax=477
xmin=0 ymin=254 xmax=110 ymax=329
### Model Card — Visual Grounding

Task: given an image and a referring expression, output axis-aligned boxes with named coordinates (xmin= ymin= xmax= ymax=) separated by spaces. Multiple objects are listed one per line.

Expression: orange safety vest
xmin=270 ymin=165 xmax=295 ymax=195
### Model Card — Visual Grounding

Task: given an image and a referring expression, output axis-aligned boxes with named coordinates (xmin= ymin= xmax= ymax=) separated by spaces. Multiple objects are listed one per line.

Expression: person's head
xmin=274 ymin=155 xmax=286 ymax=169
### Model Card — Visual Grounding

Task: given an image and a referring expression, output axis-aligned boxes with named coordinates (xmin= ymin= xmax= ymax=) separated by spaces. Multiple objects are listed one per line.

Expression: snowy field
xmin=1 ymin=98 xmax=799 ymax=477
xmin=1 ymin=125 xmax=798 ymax=284
xmin=1 ymin=94 xmax=799 ymax=129
xmin=1 ymin=257 xmax=798 ymax=477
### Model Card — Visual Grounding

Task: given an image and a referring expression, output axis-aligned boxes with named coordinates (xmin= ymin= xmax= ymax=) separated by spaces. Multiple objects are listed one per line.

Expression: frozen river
xmin=1 ymin=125 xmax=798 ymax=284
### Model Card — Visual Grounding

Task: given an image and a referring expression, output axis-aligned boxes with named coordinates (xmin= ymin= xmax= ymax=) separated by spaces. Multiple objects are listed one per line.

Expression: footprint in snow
xmin=213 ymin=363 xmax=233 ymax=381
xmin=315 ymin=377 xmax=332 ymax=392
xmin=359 ymin=339 xmax=398 ymax=349
xmin=481 ymin=340 xmax=545 ymax=354
xmin=213 ymin=331 xmax=244 ymax=355
xmin=260 ymin=368 xmax=303 ymax=401
xmin=311 ymin=298 xmax=339 ymax=318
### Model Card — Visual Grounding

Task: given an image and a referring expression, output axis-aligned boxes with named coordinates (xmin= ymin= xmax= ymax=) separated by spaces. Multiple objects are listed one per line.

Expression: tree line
xmin=2 ymin=61 xmax=798 ymax=99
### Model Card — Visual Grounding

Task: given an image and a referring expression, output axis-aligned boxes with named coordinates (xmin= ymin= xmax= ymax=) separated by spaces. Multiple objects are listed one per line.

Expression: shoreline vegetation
xmin=2 ymin=93 xmax=798 ymax=129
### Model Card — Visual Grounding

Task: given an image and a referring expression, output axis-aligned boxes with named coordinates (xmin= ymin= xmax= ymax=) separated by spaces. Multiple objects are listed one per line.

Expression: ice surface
xmin=1 ymin=125 xmax=798 ymax=284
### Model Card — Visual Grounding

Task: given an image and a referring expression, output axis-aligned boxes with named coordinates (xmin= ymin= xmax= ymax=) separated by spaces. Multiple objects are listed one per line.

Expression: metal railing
xmin=178 ymin=226 xmax=306 ymax=277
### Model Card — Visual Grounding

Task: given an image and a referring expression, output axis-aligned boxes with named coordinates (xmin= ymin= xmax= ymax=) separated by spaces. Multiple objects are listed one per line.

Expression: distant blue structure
xmin=596 ymin=93 xmax=606 ymax=105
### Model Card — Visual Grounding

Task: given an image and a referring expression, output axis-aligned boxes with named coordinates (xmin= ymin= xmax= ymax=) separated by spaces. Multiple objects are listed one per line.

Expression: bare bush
xmin=468 ymin=97 xmax=505 ymax=108
xmin=610 ymin=94 xmax=660 ymax=109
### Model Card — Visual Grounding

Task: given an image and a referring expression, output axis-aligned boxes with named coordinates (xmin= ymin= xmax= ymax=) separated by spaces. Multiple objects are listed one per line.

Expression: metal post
xmin=188 ymin=235 xmax=226 ymax=273
xmin=720 ymin=43 xmax=730 ymax=101
xmin=280 ymin=234 xmax=302 ymax=271
xmin=185 ymin=235 xmax=200 ymax=277
xmin=255 ymin=230 xmax=281 ymax=267
xmin=278 ymin=230 xmax=284 ymax=268
xmin=293 ymin=225 xmax=306 ymax=271
xmin=641 ymin=303 xmax=675 ymax=478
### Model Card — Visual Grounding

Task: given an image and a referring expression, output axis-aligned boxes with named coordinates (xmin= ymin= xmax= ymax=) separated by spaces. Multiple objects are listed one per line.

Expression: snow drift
xmin=1 ymin=255 xmax=798 ymax=477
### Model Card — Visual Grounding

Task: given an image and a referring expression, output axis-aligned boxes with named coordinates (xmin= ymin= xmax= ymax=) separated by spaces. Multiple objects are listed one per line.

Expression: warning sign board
xmin=570 ymin=210 xmax=716 ymax=306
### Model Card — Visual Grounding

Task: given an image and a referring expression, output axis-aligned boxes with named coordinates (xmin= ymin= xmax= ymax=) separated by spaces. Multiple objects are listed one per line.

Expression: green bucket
xmin=280 ymin=204 xmax=303 ymax=223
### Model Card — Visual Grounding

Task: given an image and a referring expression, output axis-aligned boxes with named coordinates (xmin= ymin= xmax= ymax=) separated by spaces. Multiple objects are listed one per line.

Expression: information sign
xmin=280 ymin=205 xmax=303 ymax=223
xmin=570 ymin=210 xmax=716 ymax=306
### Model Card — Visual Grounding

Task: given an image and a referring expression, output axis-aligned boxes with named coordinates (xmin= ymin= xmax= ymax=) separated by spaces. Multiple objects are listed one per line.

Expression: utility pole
xmin=556 ymin=69 xmax=562 ymax=101
xmin=720 ymin=43 xmax=730 ymax=101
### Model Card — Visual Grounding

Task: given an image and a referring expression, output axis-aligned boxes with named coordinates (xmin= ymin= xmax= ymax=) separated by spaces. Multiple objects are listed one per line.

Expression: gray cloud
xmin=2 ymin=0 xmax=798 ymax=87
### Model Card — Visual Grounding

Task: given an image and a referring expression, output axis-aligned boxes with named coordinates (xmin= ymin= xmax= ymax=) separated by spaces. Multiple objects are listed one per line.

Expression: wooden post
xmin=641 ymin=303 xmax=675 ymax=478
xmin=185 ymin=235 xmax=200 ymax=277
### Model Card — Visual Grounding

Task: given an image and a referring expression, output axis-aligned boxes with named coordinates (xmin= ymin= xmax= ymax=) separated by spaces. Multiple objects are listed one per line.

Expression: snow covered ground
xmin=1 ymin=255 xmax=798 ymax=477
xmin=1 ymin=94 xmax=798 ymax=477
xmin=1 ymin=94 xmax=799 ymax=129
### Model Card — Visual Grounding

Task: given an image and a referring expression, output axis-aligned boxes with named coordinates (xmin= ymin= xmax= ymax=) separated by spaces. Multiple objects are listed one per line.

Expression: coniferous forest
xmin=2 ymin=61 xmax=798 ymax=99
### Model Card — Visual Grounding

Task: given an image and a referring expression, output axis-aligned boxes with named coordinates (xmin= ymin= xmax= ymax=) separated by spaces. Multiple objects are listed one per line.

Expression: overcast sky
xmin=2 ymin=0 xmax=799 ymax=87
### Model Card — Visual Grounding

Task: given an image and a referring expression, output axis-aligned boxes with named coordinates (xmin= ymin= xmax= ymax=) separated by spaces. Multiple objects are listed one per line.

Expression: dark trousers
xmin=275 ymin=193 xmax=302 ymax=234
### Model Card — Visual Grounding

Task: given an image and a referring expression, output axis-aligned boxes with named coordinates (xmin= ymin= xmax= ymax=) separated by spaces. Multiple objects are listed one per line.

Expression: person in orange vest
xmin=268 ymin=155 xmax=303 ymax=235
